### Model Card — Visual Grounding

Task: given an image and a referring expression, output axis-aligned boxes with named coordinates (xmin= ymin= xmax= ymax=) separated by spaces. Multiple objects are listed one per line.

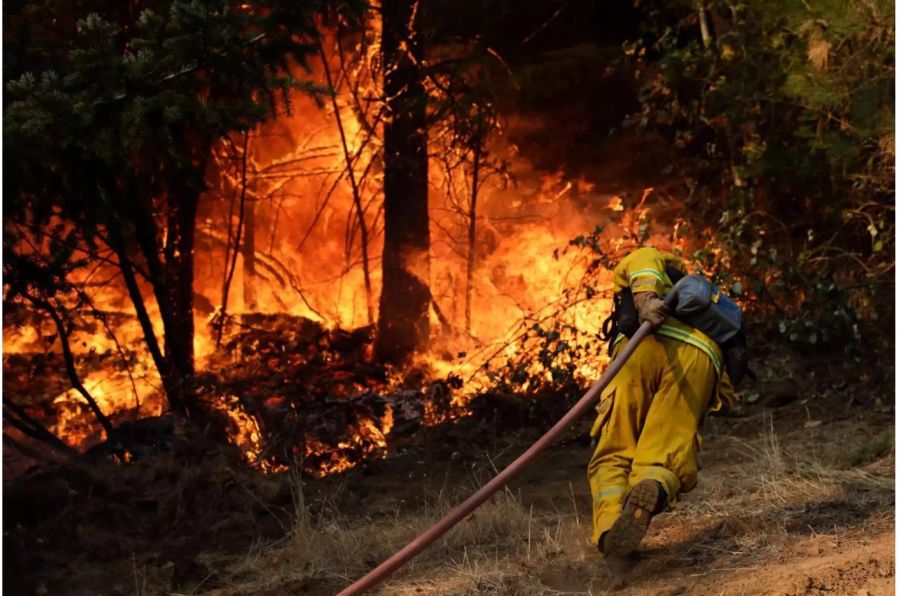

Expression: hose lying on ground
xmin=339 ymin=295 xmax=674 ymax=595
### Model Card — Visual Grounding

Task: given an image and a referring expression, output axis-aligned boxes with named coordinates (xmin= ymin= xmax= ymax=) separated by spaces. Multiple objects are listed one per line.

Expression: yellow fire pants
xmin=587 ymin=333 xmax=716 ymax=546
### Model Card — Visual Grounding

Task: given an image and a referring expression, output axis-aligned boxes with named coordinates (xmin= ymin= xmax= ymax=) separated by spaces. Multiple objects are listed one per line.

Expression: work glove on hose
xmin=633 ymin=291 xmax=668 ymax=330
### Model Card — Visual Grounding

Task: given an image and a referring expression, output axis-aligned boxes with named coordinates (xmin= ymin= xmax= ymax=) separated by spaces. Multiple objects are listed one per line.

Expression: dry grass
xmin=200 ymin=412 xmax=894 ymax=595
xmin=202 ymin=481 xmax=580 ymax=595
xmin=657 ymin=413 xmax=894 ymax=563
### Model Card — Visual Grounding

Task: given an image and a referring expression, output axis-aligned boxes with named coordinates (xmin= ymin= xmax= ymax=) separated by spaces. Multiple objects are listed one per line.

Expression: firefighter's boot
xmin=599 ymin=479 xmax=666 ymax=557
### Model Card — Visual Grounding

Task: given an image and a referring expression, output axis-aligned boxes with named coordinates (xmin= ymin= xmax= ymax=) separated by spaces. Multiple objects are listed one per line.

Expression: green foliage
xmin=625 ymin=0 xmax=894 ymax=340
xmin=5 ymin=0 xmax=348 ymax=230
xmin=3 ymin=0 xmax=362 ymax=412
xmin=3 ymin=225 xmax=87 ymax=306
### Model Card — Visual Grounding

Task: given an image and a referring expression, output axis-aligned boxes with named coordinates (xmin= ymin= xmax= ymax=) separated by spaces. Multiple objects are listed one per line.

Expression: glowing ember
xmin=208 ymin=395 xmax=267 ymax=466
xmin=302 ymin=404 xmax=394 ymax=477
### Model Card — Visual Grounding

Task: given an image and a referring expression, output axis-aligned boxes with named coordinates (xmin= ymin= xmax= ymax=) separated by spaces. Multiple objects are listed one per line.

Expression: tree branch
xmin=27 ymin=295 xmax=115 ymax=437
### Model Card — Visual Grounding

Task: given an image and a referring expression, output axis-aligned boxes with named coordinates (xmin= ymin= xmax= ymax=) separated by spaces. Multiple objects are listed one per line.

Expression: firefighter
xmin=588 ymin=246 xmax=734 ymax=558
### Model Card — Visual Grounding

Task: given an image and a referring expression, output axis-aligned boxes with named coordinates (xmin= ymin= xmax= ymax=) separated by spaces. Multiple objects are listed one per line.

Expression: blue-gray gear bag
xmin=671 ymin=275 xmax=741 ymax=345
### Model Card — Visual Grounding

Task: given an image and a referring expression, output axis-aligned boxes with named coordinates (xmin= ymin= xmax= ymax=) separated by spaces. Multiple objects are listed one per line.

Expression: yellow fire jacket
xmin=610 ymin=247 xmax=734 ymax=412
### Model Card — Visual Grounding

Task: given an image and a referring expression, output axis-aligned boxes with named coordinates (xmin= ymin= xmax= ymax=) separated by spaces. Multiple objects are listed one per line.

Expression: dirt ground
xmin=5 ymin=343 xmax=895 ymax=595
xmin=197 ymin=344 xmax=894 ymax=596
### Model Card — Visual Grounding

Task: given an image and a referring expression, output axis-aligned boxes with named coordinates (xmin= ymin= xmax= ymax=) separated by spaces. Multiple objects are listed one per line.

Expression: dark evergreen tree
xmin=5 ymin=0 xmax=361 ymax=416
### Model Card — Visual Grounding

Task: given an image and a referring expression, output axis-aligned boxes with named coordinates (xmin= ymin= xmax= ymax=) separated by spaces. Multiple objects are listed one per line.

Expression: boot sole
xmin=601 ymin=479 xmax=660 ymax=557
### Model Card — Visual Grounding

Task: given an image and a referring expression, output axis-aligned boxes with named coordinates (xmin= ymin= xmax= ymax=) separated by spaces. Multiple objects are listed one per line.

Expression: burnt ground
xmin=3 ymin=338 xmax=895 ymax=596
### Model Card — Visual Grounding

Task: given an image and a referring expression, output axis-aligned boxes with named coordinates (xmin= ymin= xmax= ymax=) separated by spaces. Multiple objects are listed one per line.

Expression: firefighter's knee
xmin=630 ymin=465 xmax=680 ymax=504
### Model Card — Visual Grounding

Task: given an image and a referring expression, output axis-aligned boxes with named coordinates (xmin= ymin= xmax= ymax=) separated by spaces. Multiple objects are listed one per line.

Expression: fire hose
xmin=338 ymin=293 xmax=677 ymax=595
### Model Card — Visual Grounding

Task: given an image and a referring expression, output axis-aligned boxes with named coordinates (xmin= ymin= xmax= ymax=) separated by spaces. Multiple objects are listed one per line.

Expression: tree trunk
xmin=161 ymin=137 xmax=213 ymax=416
xmin=108 ymin=206 xmax=188 ymax=417
xmin=464 ymin=145 xmax=480 ymax=336
xmin=217 ymin=131 xmax=250 ymax=346
xmin=163 ymin=187 xmax=200 ymax=417
xmin=121 ymin=133 xmax=209 ymax=419
xmin=376 ymin=0 xmax=431 ymax=363
xmin=242 ymin=199 xmax=258 ymax=311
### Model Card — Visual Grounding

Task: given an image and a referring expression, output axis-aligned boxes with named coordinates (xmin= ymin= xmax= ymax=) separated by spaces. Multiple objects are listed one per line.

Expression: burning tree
xmin=4 ymin=0 xmax=776 ymax=475
xmin=376 ymin=0 xmax=432 ymax=363
xmin=4 ymin=0 xmax=363 ymax=420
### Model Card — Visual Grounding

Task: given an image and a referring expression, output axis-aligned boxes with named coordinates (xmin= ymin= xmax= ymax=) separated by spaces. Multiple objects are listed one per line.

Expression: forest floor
xmin=5 ymin=342 xmax=895 ymax=595
xmin=206 ymin=343 xmax=895 ymax=596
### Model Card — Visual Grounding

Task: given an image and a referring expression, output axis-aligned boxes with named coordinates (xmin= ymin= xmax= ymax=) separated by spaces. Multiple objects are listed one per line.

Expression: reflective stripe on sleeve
xmin=627 ymin=268 xmax=667 ymax=284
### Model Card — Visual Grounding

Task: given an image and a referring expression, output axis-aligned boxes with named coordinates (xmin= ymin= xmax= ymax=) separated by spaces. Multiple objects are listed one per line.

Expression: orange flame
xmin=3 ymin=22 xmax=699 ymax=476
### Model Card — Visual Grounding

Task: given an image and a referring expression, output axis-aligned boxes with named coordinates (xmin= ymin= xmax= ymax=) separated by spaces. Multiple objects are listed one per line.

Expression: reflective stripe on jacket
xmin=611 ymin=246 xmax=734 ymax=411
xmin=612 ymin=322 xmax=722 ymax=375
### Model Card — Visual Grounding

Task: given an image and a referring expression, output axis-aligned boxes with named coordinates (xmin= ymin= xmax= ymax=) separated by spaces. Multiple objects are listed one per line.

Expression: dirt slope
xmin=6 ymin=345 xmax=893 ymax=595
xmin=200 ymin=344 xmax=894 ymax=596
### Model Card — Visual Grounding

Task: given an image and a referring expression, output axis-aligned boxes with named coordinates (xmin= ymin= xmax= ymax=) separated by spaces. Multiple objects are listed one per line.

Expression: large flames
xmin=3 ymin=24 xmax=695 ymax=477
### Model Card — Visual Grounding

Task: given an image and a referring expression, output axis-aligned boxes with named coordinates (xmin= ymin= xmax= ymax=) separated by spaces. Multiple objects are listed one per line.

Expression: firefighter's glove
xmin=633 ymin=291 xmax=668 ymax=330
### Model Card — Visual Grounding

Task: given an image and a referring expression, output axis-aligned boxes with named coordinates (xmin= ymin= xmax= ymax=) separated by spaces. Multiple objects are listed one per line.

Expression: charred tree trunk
xmin=110 ymin=131 xmax=210 ymax=418
xmin=162 ymin=185 xmax=201 ymax=417
xmin=108 ymin=196 xmax=194 ymax=417
xmin=377 ymin=0 xmax=431 ymax=363
xmin=161 ymin=130 xmax=213 ymax=417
